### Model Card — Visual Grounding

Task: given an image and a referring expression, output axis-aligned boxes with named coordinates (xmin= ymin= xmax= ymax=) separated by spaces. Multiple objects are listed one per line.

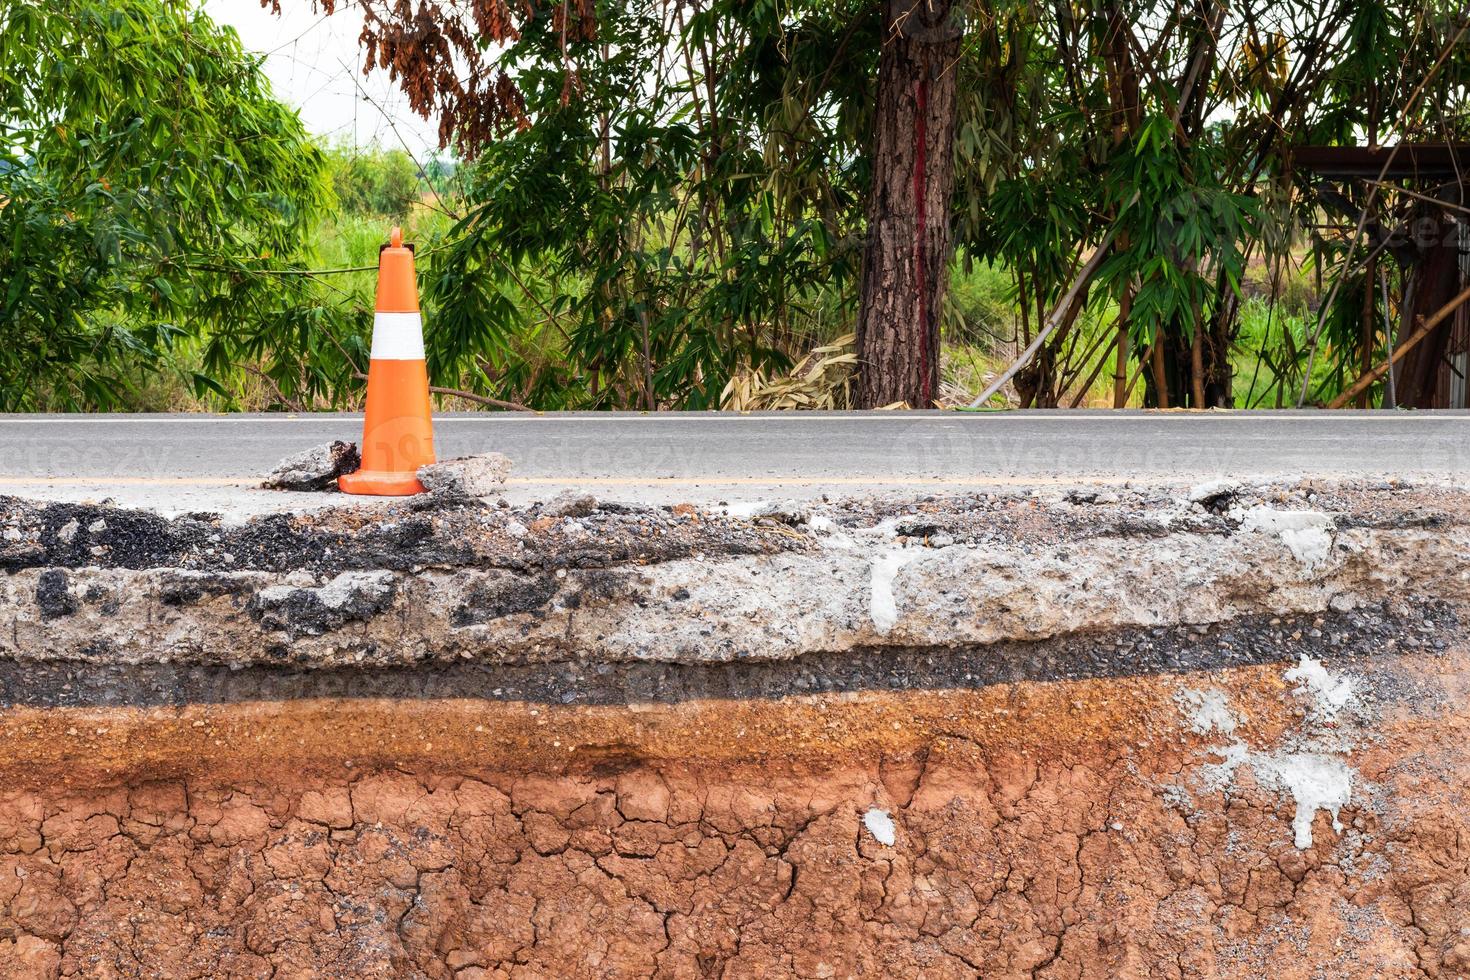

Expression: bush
xmin=326 ymin=146 xmax=422 ymax=217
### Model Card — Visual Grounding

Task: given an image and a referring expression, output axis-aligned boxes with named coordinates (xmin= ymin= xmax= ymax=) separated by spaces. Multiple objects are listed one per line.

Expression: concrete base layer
xmin=4 ymin=482 xmax=1470 ymax=977
xmin=1 ymin=646 xmax=1469 ymax=979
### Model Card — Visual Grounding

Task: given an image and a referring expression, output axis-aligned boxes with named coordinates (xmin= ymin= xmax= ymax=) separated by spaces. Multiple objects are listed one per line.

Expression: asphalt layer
xmin=0 ymin=493 xmax=799 ymax=574
xmin=2 ymin=411 xmax=1470 ymax=514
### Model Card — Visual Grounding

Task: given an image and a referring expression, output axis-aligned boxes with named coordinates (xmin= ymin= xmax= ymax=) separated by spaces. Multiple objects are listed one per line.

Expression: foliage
xmin=11 ymin=0 xmax=1470 ymax=411
xmin=721 ymin=335 xmax=857 ymax=410
xmin=947 ymin=0 xmax=1470 ymax=407
xmin=326 ymin=145 xmax=422 ymax=216
xmin=327 ymin=0 xmax=1470 ymax=411
xmin=0 ymin=0 xmax=332 ymax=410
xmin=372 ymin=0 xmax=881 ymax=409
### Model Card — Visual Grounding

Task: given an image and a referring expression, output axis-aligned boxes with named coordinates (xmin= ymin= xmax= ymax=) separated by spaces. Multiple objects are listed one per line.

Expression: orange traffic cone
xmin=339 ymin=227 xmax=435 ymax=496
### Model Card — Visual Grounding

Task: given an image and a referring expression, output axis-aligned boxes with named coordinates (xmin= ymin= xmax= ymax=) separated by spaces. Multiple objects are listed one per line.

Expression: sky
xmin=203 ymin=0 xmax=443 ymax=158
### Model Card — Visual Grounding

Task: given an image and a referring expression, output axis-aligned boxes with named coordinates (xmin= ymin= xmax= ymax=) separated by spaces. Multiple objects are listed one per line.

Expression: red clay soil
xmin=1 ymin=653 xmax=1467 ymax=978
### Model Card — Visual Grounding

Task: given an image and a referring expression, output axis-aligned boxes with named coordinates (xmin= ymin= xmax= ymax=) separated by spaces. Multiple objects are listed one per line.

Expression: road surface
xmin=0 ymin=410 xmax=1466 ymax=514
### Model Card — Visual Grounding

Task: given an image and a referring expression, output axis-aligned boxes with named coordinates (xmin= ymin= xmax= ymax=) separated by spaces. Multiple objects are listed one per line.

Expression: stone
xmin=261 ymin=441 xmax=360 ymax=492
xmin=416 ymin=453 xmax=513 ymax=497
xmin=543 ymin=491 xmax=598 ymax=518
xmin=1188 ymin=478 xmax=1242 ymax=511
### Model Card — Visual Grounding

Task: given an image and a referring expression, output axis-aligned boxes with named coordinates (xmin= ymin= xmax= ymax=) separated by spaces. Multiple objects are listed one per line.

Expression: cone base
xmin=338 ymin=469 xmax=427 ymax=497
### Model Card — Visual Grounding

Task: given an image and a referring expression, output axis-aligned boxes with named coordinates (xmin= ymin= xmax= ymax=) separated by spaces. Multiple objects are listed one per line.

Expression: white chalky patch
xmin=1258 ymin=752 xmax=1352 ymax=850
xmin=720 ymin=500 xmax=767 ymax=519
xmin=316 ymin=571 xmax=397 ymax=609
xmin=863 ymin=807 xmax=896 ymax=846
xmin=1202 ymin=745 xmax=1351 ymax=850
xmin=1284 ymin=654 xmax=1356 ymax=722
xmin=1237 ymin=506 xmax=1334 ymax=569
xmin=256 ymin=571 xmax=396 ymax=610
xmin=869 ymin=550 xmax=920 ymax=634
xmin=807 ymin=515 xmax=857 ymax=549
xmin=1177 ymin=687 xmax=1239 ymax=735
xmin=1188 ymin=659 xmax=1359 ymax=850
xmin=722 ymin=499 xmax=806 ymax=523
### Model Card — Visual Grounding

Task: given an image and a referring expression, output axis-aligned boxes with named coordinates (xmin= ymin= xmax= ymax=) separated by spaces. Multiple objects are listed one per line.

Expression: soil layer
xmin=3 ymin=647 xmax=1469 ymax=978
xmin=5 ymin=483 xmax=1469 ymax=977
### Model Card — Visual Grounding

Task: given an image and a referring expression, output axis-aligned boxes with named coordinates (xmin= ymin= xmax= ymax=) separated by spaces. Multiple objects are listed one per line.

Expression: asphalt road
xmin=1 ymin=410 xmax=1467 ymax=514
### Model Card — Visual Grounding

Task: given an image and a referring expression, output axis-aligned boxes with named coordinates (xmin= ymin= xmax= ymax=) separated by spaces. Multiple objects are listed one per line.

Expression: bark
xmin=1190 ymin=325 xmax=1206 ymax=407
xmin=855 ymin=0 xmax=962 ymax=409
xmin=1205 ymin=286 xmax=1238 ymax=407
xmin=1150 ymin=337 xmax=1170 ymax=408
xmin=1394 ymin=208 xmax=1463 ymax=408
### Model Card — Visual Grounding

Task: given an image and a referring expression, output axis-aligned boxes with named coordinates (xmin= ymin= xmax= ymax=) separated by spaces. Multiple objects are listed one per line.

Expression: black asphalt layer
xmin=2 ymin=410 xmax=1470 ymax=485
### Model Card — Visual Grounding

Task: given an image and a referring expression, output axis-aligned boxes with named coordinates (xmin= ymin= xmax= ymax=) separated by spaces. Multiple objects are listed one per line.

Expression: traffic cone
xmin=339 ymin=226 xmax=435 ymax=495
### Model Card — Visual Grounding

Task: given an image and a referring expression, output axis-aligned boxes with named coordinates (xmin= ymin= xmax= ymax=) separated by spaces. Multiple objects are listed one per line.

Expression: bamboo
xmin=967 ymin=219 xmax=1125 ymax=408
xmin=1190 ymin=324 xmax=1206 ymax=407
xmin=1358 ymin=254 xmax=1376 ymax=408
xmin=1112 ymin=285 xmax=1134 ymax=407
xmin=1327 ymin=282 xmax=1470 ymax=409
xmin=1151 ymin=336 xmax=1169 ymax=408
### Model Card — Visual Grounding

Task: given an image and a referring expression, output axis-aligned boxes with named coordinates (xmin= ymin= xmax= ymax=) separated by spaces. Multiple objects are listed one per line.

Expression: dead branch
xmin=968 ymin=212 xmax=1128 ymax=408
xmin=1326 ymin=282 xmax=1470 ymax=409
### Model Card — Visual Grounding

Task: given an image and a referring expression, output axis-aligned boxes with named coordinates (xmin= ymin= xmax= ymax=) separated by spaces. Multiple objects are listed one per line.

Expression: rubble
xmin=260 ymin=440 xmax=360 ymax=491
xmin=1188 ymin=477 xmax=1243 ymax=509
xmin=724 ymin=498 xmax=809 ymax=525
xmin=416 ymin=452 xmax=513 ymax=496
xmin=2 ymin=480 xmax=1469 ymax=669
xmin=541 ymin=491 xmax=598 ymax=518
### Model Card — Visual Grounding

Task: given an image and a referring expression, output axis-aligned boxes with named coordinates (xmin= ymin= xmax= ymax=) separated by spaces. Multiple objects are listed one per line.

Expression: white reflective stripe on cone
xmin=370 ymin=312 xmax=426 ymax=360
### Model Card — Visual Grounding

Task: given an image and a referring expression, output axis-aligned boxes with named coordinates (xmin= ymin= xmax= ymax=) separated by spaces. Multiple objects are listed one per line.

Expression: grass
xmin=940 ymin=259 xmax=1137 ymax=408
xmin=1231 ymin=298 xmax=1362 ymax=409
xmin=145 ymin=205 xmax=459 ymax=412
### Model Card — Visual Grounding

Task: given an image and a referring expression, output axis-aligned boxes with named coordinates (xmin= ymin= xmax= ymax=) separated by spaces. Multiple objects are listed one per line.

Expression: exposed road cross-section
xmin=6 ymin=413 xmax=1470 ymax=976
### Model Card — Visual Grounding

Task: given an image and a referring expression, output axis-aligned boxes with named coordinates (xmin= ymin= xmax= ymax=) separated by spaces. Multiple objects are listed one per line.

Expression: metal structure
xmin=1294 ymin=143 xmax=1470 ymax=408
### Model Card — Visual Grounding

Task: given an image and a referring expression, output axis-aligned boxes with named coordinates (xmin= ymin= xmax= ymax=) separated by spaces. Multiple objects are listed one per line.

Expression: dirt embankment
xmin=2 ymin=482 xmax=1470 ymax=978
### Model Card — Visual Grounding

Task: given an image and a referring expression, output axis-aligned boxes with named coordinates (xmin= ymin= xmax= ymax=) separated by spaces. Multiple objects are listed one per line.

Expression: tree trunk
xmin=855 ymin=0 xmax=961 ymax=409
xmin=1144 ymin=318 xmax=1235 ymax=408
xmin=1205 ymin=291 xmax=1236 ymax=407
xmin=1395 ymin=206 xmax=1463 ymax=408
